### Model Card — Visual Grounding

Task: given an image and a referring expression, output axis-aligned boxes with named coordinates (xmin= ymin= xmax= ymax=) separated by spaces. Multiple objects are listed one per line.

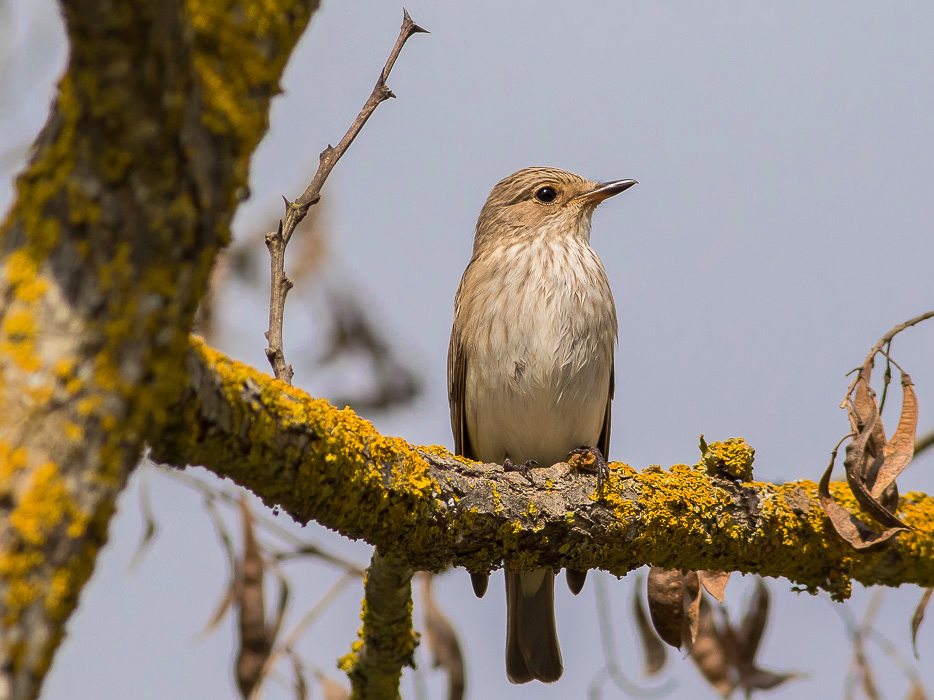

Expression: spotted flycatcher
xmin=447 ymin=167 xmax=636 ymax=683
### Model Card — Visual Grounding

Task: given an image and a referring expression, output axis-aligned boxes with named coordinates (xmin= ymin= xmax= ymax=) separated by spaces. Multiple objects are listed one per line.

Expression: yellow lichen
xmin=0 ymin=440 xmax=29 ymax=482
xmin=9 ymin=462 xmax=71 ymax=547
xmin=698 ymin=435 xmax=756 ymax=480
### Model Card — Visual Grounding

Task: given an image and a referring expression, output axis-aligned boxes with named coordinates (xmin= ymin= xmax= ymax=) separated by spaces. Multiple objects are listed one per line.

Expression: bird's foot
xmin=503 ymin=457 xmax=538 ymax=484
xmin=567 ymin=446 xmax=609 ymax=492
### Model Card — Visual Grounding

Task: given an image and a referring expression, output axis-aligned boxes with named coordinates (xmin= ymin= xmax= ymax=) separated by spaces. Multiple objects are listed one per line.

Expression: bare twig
xmin=588 ymin=573 xmax=676 ymax=699
xmin=250 ymin=571 xmax=357 ymax=700
xmin=841 ymin=588 xmax=884 ymax=700
xmin=836 ymin=590 xmax=927 ymax=700
xmin=264 ymin=10 xmax=427 ymax=383
xmin=840 ymin=310 xmax=934 ymax=409
xmin=152 ymin=463 xmax=367 ymax=576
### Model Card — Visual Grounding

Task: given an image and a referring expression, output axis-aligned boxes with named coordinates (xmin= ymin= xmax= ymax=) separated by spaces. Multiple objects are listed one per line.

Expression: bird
xmin=447 ymin=166 xmax=636 ymax=683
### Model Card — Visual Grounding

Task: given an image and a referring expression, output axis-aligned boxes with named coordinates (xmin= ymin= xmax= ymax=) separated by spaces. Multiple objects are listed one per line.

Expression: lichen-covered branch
xmin=339 ymin=551 xmax=416 ymax=698
xmin=0 ymin=1 xmax=318 ymax=697
xmin=152 ymin=338 xmax=934 ymax=603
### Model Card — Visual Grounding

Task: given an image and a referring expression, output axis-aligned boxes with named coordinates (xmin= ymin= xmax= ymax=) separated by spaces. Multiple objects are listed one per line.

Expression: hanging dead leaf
xmin=907 ymin=680 xmax=928 ymax=700
xmin=819 ymin=449 xmax=905 ymax=550
xmin=647 ymin=568 xmax=684 ymax=648
xmin=199 ymin=571 xmax=238 ymax=639
xmin=684 ymin=571 xmax=702 ymax=647
xmin=699 ymin=571 xmax=731 ymax=604
xmin=721 ymin=579 xmax=804 ymax=696
xmin=872 ymin=373 xmax=918 ymax=499
xmin=687 ymin=598 xmax=735 ymax=698
xmin=647 ymin=567 xmax=699 ymax=649
xmin=740 ymin=667 xmax=806 ymax=694
xmin=735 ymin=578 xmax=769 ymax=667
xmin=850 ymin=374 xmax=887 ymax=459
xmin=236 ymin=496 xmax=272 ymax=699
xmin=420 ymin=574 xmax=466 ymax=700
xmin=632 ymin=576 xmax=667 ymax=676
xmin=315 ymin=671 xmax=350 ymax=700
xmin=843 ymin=409 xmax=910 ymax=531
xmin=912 ymin=587 xmax=934 ymax=659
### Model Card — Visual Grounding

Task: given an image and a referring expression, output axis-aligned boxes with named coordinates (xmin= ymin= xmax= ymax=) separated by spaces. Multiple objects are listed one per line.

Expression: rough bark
xmin=0 ymin=1 xmax=317 ymax=697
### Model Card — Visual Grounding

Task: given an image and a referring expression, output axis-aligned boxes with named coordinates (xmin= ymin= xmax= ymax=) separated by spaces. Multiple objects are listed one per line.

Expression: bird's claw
xmin=503 ymin=457 xmax=538 ymax=484
xmin=567 ymin=446 xmax=610 ymax=492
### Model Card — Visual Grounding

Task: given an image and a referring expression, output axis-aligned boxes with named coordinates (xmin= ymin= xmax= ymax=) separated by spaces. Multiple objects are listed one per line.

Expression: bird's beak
xmin=576 ymin=179 xmax=638 ymax=204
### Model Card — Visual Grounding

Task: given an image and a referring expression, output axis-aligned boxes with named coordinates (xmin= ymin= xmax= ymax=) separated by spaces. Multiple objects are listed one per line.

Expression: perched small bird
xmin=447 ymin=167 xmax=636 ymax=683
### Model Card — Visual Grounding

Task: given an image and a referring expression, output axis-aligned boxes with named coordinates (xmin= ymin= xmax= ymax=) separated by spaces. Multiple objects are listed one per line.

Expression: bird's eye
xmin=534 ymin=186 xmax=557 ymax=203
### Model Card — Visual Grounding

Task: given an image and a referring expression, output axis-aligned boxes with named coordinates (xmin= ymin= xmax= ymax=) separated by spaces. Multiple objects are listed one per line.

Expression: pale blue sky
xmin=4 ymin=1 xmax=934 ymax=698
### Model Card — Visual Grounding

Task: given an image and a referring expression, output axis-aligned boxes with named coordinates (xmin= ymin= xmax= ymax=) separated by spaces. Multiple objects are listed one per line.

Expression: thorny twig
xmin=264 ymin=10 xmax=427 ymax=384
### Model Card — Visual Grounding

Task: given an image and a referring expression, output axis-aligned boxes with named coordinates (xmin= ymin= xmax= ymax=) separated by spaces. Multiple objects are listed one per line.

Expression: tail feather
xmin=505 ymin=569 xmax=563 ymax=684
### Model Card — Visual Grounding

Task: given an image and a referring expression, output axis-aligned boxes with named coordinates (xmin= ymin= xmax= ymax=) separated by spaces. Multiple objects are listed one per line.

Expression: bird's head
xmin=474 ymin=166 xmax=636 ymax=250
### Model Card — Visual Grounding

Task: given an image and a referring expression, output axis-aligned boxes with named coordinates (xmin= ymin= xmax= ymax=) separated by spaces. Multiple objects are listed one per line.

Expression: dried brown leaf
xmin=647 ymin=567 xmax=686 ymax=649
xmin=683 ymin=571 xmax=701 ymax=646
xmin=735 ymin=577 xmax=769 ymax=665
xmin=873 ymin=373 xmax=918 ymax=499
xmin=699 ymin=571 xmax=731 ymax=604
xmin=907 ymin=680 xmax=929 ymax=700
xmin=843 ymin=409 xmax=910 ymax=530
xmin=236 ymin=496 xmax=272 ymax=699
xmin=740 ymin=667 xmax=804 ymax=694
xmin=722 ymin=579 xmax=803 ymax=696
xmin=850 ymin=375 xmax=887 ymax=459
xmin=912 ymin=587 xmax=934 ymax=659
xmin=315 ymin=671 xmax=350 ymax=700
xmin=632 ymin=577 xmax=667 ymax=676
xmin=199 ymin=573 xmax=238 ymax=639
xmin=819 ymin=450 xmax=905 ymax=550
xmin=846 ymin=462 xmax=909 ymax=530
xmin=687 ymin=598 xmax=735 ymax=698
xmin=421 ymin=574 xmax=465 ymax=700
xmin=646 ymin=568 xmax=700 ymax=649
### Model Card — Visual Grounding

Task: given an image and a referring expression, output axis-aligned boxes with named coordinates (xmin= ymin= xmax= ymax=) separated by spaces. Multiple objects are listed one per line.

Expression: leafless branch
xmin=264 ymin=9 xmax=427 ymax=383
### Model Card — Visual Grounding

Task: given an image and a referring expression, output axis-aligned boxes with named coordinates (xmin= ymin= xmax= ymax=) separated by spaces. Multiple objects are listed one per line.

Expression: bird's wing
xmin=598 ymin=358 xmax=614 ymax=458
xmin=447 ymin=316 xmax=474 ymax=459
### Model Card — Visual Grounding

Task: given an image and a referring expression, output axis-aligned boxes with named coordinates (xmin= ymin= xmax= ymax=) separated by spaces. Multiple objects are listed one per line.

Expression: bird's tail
xmin=505 ymin=568 xmax=563 ymax=684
